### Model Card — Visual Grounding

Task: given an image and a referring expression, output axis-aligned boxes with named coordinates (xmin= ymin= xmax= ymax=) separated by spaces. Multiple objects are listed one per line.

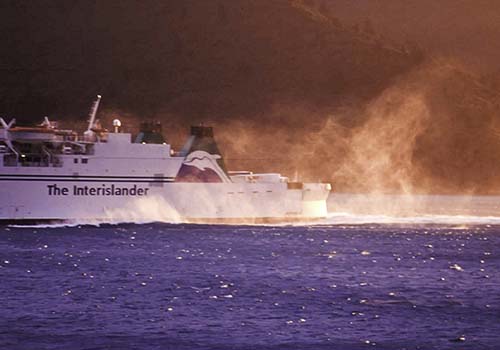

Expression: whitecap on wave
xmin=314 ymin=212 xmax=500 ymax=226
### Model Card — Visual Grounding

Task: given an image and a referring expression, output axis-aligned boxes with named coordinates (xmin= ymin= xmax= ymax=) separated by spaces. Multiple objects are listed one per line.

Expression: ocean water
xmin=1 ymin=196 xmax=500 ymax=349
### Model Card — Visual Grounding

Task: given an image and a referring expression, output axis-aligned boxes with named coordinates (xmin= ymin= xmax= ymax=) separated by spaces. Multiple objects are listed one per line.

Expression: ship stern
xmin=300 ymin=183 xmax=331 ymax=219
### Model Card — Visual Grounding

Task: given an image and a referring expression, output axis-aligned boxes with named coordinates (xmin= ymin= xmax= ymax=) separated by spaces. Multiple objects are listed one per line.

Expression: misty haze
xmin=2 ymin=0 xmax=500 ymax=195
xmin=2 ymin=2 xmax=500 ymax=350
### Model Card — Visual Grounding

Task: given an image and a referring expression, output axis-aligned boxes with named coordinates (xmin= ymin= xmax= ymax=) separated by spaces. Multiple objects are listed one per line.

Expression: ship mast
xmin=83 ymin=95 xmax=102 ymax=141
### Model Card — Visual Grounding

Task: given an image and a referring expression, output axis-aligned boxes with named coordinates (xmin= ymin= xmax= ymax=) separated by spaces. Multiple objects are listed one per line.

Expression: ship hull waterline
xmin=0 ymin=180 xmax=330 ymax=225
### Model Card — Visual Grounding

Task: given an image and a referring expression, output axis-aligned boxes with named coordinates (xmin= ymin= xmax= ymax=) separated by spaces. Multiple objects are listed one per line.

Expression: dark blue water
xmin=1 ymin=223 xmax=499 ymax=349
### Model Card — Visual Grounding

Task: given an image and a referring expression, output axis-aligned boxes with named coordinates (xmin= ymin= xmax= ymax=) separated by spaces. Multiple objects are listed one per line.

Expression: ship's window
xmin=82 ymin=158 xmax=88 ymax=164
xmin=74 ymin=158 xmax=78 ymax=164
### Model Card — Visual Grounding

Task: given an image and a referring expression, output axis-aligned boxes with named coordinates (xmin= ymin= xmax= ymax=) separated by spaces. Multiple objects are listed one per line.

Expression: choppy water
xmin=1 ymin=220 xmax=500 ymax=349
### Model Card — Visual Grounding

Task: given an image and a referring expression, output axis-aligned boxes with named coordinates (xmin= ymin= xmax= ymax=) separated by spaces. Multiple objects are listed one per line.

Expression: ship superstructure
xmin=0 ymin=96 xmax=331 ymax=223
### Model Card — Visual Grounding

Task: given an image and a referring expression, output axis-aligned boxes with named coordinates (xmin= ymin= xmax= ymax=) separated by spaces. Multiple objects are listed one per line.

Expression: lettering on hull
xmin=47 ymin=184 xmax=150 ymax=196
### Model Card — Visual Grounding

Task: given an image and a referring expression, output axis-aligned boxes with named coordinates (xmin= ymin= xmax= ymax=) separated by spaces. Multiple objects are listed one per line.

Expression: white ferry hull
xmin=0 ymin=180 xmax=330 ymax=224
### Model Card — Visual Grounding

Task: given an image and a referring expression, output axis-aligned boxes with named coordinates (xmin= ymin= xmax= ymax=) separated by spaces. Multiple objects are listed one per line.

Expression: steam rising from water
xmin=333 ymin=90 xmax=430 ymax=194
xmin=91 ymin=59 xmax=500 ymax=196
xmin=214 ymin=59 xmax=500 ymax=196
xmin=66 ymin=60 xmax=500 ymax=226
xmin=322 ymin=193 xmax=500 ymax=225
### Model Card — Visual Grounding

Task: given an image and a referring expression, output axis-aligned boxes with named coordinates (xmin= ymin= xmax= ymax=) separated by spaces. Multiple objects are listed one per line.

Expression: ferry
xmin=0 ymin=96 xmax=331 ymax=224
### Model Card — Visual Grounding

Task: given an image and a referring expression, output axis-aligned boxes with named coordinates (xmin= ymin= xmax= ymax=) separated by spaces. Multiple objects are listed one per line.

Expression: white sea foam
xmin=8 ymin=194 xmax=500 ymax=228
xmin=314 ymin=212 xmax=500 ymax=225
xmin=10 ymin=213 xmax=500 ymax=228
xmin=318 ymin=193 xmax=500 ymax=226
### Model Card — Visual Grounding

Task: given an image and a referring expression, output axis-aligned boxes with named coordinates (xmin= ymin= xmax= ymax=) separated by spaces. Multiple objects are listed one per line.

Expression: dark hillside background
xmin=1 ymin=0 xmax=500 ymax=194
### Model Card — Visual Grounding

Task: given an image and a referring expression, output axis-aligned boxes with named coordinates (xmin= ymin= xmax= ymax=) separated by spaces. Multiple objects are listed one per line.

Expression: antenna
xmin=112 ymin=118 xmax=121 ymax=133
xmin=87 ymin=95 xmax=102 ymax=132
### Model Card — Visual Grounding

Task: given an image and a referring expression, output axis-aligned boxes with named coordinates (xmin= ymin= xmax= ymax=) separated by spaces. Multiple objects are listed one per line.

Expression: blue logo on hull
xmin=175 ymin=151 xmax=230 ymax=183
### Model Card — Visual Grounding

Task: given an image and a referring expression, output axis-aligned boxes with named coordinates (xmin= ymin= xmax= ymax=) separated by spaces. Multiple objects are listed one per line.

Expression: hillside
xmin=2 ymin=0 xmax=500 ymax=194
xmin=318 ymin=0 xmax=500 ymax=73
xmin=0 ymin=0 xmax=420 ymax=119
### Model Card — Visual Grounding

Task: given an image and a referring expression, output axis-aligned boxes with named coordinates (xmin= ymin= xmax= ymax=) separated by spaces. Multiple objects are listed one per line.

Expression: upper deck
xmin=0 ymin=95 xmax=311 ymax=187
xmin=0 ymin=119 xmax=184 ymax=178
